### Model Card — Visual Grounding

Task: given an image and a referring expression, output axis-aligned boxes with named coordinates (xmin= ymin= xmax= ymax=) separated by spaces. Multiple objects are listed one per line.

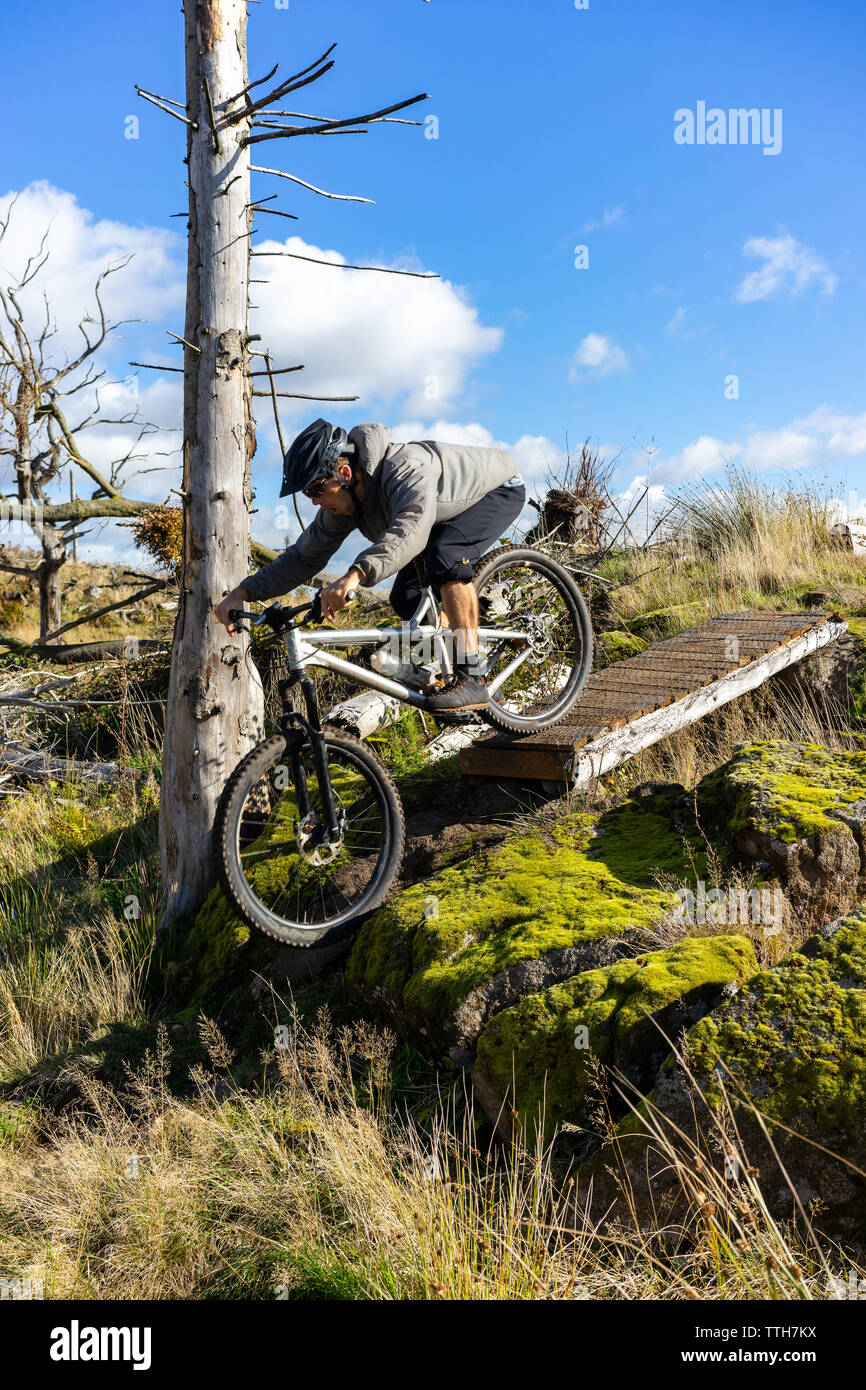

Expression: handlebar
xmin=227 ymin=587 xmax=359 ymax=634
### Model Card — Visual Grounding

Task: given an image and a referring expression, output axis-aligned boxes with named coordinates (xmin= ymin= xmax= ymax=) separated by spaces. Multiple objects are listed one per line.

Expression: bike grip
xmin=228 ymin=609 xmax=247 ymax=623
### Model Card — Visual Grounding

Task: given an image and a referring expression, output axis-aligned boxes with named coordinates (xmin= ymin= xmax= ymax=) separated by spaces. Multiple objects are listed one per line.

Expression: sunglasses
xmin=302 ymin=477 xmax=331 ymax=501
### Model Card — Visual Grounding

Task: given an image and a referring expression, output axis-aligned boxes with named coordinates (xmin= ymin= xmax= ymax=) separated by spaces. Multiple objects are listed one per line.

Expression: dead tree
xmin=0 ymin=202 xmax=175 ymax=639
xmin=144 ymin=1 xmax=429 ymax=922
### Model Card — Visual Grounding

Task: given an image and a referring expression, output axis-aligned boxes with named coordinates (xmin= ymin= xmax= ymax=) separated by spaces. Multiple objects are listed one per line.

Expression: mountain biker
xmin=215 ymin=419 xmax=526 ymax=711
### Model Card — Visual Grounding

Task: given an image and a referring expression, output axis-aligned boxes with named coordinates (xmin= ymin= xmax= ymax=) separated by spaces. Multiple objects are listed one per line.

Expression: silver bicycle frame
xmin=279 ymin=585 xmax=531 ymax=709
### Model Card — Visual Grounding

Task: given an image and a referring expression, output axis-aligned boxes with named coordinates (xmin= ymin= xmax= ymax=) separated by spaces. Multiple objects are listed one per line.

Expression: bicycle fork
xmin=278 ymin=673 xmax=343 ymax=843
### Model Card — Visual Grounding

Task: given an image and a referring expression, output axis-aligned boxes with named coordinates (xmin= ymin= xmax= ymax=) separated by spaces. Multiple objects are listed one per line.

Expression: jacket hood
xmin=348 ymin=422 xmax=392 ymax=476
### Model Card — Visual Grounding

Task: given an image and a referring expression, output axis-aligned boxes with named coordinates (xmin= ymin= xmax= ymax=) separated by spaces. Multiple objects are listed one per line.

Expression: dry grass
xmin=0 ymin=780 xmax=159 ymax=1083
xmin=600 ymin=467 xmax=866 ymax=632
xmin=604 ymin=673 xmax=857 ymax=797
xmin=0 ymin=1006 xmax=858 ymax=1301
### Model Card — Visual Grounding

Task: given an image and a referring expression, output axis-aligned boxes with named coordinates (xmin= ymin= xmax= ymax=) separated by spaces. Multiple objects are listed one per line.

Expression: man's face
xmin=304 ymin=461 xmax=356 ymax=516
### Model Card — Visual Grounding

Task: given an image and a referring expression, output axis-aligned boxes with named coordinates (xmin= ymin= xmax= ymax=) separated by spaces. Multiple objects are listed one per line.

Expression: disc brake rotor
xmin=295 ymin=811 xmax=347 ymax=866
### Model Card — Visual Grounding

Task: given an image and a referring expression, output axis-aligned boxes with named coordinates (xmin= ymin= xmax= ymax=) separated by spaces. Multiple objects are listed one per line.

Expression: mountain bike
xmin=215 ymin=546 xmax=592 ymax=947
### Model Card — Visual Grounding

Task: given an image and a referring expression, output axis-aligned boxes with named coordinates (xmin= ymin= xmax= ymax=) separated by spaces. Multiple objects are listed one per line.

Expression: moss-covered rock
xmin=697 ymin=740 xmax=866 ymax=926
xmin=626 ymin=602 xmax=707 ymax=641
xmin=596 ymin=630 xmax=649 ymax=667
xmin=177 ymin=882 xmax=252 ymax=1005
xmin=580 ymin=909 xmax=866 ymax=1240
xmin=473 ymin=935 xmax=757 ymax=1140
xmin=346 ymin=800 xmax=710 ymax=1057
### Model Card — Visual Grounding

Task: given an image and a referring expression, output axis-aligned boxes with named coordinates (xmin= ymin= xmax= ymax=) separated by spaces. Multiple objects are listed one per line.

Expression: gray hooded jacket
xmin=242 ymin=422 xmax=521 ymax=600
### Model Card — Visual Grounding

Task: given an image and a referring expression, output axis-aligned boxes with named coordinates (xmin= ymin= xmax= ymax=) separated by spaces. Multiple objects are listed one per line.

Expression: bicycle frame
xmin=278 ymin=584 xmax=532 ymax=710
xmin=268 ymin=583 xmax=531 ymax=846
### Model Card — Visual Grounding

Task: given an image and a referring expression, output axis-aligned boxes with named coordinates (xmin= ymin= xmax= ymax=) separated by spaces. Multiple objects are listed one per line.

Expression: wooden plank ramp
xmin=461 ymin=611 xmax=847 ymax=785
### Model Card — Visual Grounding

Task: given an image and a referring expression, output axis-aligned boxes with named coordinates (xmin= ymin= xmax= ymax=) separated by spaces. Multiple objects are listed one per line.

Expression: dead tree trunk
xmin=160 ymin=0 xmax=264 ymax=922
xmin=36 ymin=525 xmax=66 ymax=641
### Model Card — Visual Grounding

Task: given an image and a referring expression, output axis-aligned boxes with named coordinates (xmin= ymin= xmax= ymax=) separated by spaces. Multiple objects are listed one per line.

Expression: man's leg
xmin=425 ymin=482 xmax=525 ymax=709
xmin=440 ymin=577 xmax=480 ymax=666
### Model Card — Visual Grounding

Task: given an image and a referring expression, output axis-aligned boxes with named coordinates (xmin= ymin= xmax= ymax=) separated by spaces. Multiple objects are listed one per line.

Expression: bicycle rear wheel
xmin=215 ymin=727 xmax=404 ymax=947
xmin=474 ymin=545 xmax=593 ymax=734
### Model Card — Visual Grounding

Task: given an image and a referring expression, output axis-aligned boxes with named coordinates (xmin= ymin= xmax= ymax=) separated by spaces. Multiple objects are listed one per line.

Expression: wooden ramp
xmin=461 ymin=611 xmax=847 ymax=785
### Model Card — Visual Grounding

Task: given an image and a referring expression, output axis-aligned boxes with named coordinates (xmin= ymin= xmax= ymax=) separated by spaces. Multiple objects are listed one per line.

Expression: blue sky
xmin=2 ymin=0 xmax=865 ymax=564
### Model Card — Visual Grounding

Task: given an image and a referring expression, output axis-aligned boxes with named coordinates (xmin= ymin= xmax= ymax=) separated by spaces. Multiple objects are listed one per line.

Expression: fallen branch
xmin=40 ymin=578 xmax=169 ymax=643
xmin=0 ymin=741 xmax=135 ymax=786
xmin=10 ymin=638 xmax=170 ymax=665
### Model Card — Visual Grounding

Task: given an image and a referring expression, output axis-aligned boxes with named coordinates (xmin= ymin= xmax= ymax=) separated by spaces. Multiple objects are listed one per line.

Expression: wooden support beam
xmin=461 ymin=618 xmax=847 ymax=783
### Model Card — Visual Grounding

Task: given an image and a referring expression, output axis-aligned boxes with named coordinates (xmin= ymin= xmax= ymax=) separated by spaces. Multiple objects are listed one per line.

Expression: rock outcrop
xmin=697 ymin=741 xmax=866 ymax=926
xmin=346 ymin=800 xmax=710 ymax=1059
xmin=473 ymin=934 xmax=757 ymax=1140
xmin=580 ymin=910 xmax=866 ymax=1240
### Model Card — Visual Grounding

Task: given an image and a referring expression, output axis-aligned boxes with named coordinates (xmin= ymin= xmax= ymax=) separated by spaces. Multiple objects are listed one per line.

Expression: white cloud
xmin=0 ymin=181 xmax=185 ymax=355
xmin=653 ymin=435 xmax=741 ymax=486
xmin=250 ymin=235 xmax=503 ymax=416
xmin=631 ymin=406 xmax=866 ymax=494
xmin=665 ymin=306 xmax=691 ymax=336
xmin=734 ymin=232 xmax=838 ymax=303
xmin=583 ymin=205 xmax=624 ymax=234
xmin=569 ymin=333 xmax=629 ymax=379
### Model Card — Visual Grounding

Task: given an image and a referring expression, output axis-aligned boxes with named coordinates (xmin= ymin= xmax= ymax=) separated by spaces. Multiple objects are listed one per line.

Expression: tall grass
xmin=0 ymin=780 xmax=159 ymax=1083
xmin=599 ymin=467 xmax=866 ymax=633
xmin=674 ymin=464 xmax=838 ymax=558
xmin=0 ymin=1008 xmax=857 ymax=1300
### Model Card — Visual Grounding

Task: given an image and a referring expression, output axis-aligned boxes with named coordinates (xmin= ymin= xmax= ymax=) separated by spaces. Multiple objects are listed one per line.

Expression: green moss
xmin=597 ymin=630 xmax=649 ymax=667
xmin=180 ymin=884 xmax=251 ymax=1002
xmin=627 ymin=602 xmax=707 ymax=641
xmin=698 ymin=740 xmax=866 ymax=845
xmin=346 ymin=801 xmax=710 ymax=1044
xmin=180 ymin=760 xmax=373 ymax=1000
xmin=682 ymin=910 xmax=866 ymax=1133
xmin=475 ymin=935 xmax=757 ymax=1139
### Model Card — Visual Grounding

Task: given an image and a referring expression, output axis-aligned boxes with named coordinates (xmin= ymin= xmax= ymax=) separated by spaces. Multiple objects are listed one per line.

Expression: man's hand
xmin=319 ymin=569 xmax=363 ymax=622
xmin=215 ymin=584 xmax=250 ymax=634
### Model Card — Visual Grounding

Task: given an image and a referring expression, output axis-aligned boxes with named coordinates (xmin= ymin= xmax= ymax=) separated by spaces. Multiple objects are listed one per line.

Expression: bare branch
xmin=0 ymin=548 xmax=39 ymax=578
xmin=244 ymin=91 xmax=428 ymax=145
xmin=228 ymin=54 xmax=338 ymax=124
xmin=35 ymin=403 xmax=122 ymax=499
xmin=248 ymin=205 xmax=299 ymax=222
xmin=40 ymin=577 xmax=169 ymax=643
xmin=224 ymin=60 xmax=279 ymax=109
xmin=19 ymin=224 xmax=53 ymax=289
xmin=129 ymin=361 xmax=184 ymax=372
xmin=266 ymin=108 xmax=421 ymax=126
xmin=1 ymin=497 xmax=162 ymax=527
xmin=226 ymin=45 xmax=337 ymax=118
xmin=48 ymin=258 xmax=133 ymax=389
xmin=166 ymin=330 xmax=200 ymax=353
xmin=251 ymin=250 xmax=438 ymax=279
xmin=250 ymin=165 xmax=373 ymax=203
xmin=203 ymin=75 xmax=222 ymax=153
xmin=251 ymin=390 xmax=359 ymax=401
xmin=136 ymin=86 xmax=197 ymax=127
xmin=248 ymin=362 xmax=304 ymax=376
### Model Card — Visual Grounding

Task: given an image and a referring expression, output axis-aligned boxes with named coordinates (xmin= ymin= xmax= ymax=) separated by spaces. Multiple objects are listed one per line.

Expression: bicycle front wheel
xmin=215 ymin=727 xmax=405 ymax=947
xmin=475 ymin=545 xmax=593 ymax=734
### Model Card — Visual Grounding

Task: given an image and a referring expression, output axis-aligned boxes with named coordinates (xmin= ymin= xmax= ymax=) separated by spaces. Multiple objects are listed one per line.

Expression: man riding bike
xmin=215 ymin=418 xmax=526 ymax=711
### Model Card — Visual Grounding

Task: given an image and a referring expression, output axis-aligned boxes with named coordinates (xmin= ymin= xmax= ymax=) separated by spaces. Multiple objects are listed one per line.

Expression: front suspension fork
xmin=278 ymin=674 xmax=342 ymax=840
